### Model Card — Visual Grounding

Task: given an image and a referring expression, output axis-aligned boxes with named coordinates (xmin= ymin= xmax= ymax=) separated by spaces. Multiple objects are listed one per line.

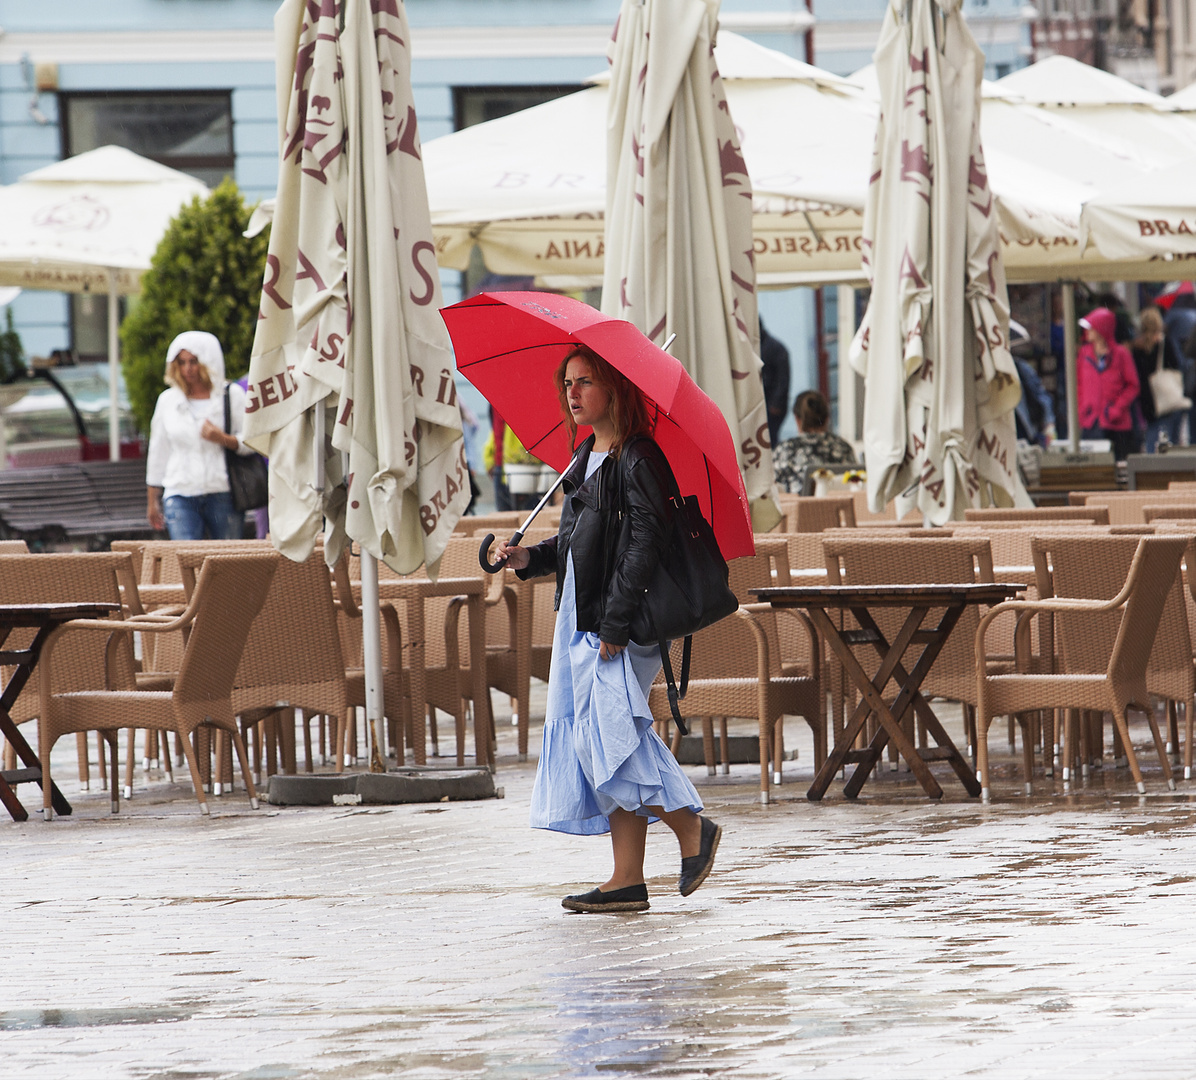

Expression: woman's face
xmin=1084 ymin=328 xmax=1108 ymax=353
xmin=563 ymin=355 xmax=612 ymax=431
xmin=176 ymin=350 xmax=204 ymax=394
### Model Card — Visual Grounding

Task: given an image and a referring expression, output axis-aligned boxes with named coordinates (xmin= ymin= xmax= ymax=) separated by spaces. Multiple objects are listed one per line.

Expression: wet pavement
xmin=6 ymin=699 xmax=1196 ymax=1079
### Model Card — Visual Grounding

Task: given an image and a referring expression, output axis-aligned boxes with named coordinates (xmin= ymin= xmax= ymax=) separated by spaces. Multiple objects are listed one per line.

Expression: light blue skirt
xmin=530 ymin=558 xmax=703 ymax=836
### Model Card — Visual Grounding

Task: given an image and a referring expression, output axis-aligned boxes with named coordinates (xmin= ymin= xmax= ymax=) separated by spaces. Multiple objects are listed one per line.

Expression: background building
xmin=0 ymin=0 xmax=1065 ymax=442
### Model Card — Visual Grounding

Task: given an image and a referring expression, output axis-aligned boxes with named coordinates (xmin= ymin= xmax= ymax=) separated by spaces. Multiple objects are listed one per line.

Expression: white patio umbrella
xmin=1080 ymin=159 xmax=1196 ymax=261
xmin=0 ymin=146 xmax=208 ymax=459
xmin=244 ymin=0 xmax=469 ymax=766
xmin=849 ymin=0 xmax=1027 ymax=524
xmin=601 ymin=0 xmax=778 ymax=530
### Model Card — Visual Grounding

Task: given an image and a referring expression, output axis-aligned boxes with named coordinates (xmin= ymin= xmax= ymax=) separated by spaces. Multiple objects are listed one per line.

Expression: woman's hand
xmin=599 ymin=640 xmax=625 ymax=661
xmin=200 ymin=419 xmax=237 ymax=450
xmin=147 ymin=487 xmax=165 ymax=532
xmin=494 ymin=539 xmax=529 ymax=570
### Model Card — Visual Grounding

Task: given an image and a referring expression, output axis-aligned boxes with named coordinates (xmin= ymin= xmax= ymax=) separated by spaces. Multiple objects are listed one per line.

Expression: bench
xmin=0 ymin=459 xmax=159 ymax=549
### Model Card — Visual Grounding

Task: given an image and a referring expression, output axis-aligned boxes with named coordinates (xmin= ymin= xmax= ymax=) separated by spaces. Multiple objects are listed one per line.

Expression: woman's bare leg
xmin=602 ymin=806 xmax=703 ymax=890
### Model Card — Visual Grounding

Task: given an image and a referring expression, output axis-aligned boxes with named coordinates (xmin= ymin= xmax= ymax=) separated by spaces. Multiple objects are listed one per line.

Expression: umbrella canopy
xmin=1080 ymin=159 xmax=1196 ymax=263
xmin=441 ymin=291 xmax=754 ymax=561
xmin=600 ymin=0 xmax=777 ymax=533
xmin=0 ymin=146 xmax=208 ymax=293
xmin=849 ymin=0 xmax=1027 ymax=524
xmin=243 ymin=0 xmax=469 ymax=573
xmin=419 ymin=36 xmax=1196 ymax=286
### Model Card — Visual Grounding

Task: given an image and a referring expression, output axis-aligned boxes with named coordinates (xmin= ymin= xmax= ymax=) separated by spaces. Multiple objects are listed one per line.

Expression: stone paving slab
xmin=5 ymin=701 xmax=1196 ymax=1078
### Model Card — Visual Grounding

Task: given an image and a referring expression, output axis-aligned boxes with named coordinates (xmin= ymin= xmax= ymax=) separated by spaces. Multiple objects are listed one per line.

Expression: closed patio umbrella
xmin=601 ymin=0 xmax=779 ymax=531
xmin=244 ymin=0 xmax=469 ymax=763
xmin=849 ymin=0 xmax=1027 ymax=524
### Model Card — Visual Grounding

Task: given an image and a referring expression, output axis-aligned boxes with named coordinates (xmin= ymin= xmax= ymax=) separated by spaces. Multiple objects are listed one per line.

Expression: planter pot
xmin=505 ymin=463 xmax=540 ymax=494
xmin=538 ymin=466 xmax=560 ymax=493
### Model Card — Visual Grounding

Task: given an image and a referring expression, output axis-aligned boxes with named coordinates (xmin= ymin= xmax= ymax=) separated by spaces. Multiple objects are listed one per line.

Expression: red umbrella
xmin=441 ymin=291 xmax=754 ymax=560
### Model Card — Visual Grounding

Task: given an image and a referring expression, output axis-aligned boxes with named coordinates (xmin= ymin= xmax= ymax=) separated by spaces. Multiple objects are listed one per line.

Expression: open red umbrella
xmin=1156 ymin=281 xmax=1195 ymax=311
xmin=441 ymin=291 xmax=754 ymax=560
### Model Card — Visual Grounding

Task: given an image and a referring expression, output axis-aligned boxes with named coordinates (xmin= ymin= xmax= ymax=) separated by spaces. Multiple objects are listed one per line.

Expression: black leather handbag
xmin=223 ymin=386 xmax=269 ymax=512
xmin=618 ymin=442 xmax=738 ymax=735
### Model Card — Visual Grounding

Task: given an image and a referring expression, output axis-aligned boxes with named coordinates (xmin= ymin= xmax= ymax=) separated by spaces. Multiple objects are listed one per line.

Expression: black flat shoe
xmin=679 ymin=816 xmax=722 ymax=897
xmin=561 ymin=884 xmax=650 ymax=913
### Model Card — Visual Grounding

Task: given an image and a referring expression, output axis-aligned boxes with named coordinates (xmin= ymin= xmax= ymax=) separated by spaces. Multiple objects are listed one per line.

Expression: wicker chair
xmin=1029 ymin=533 xmax=1192 ymax=790
xmin=975 ymin=536 xmax=1188 ymax=801
xmin=175 ymin=548 xmax=404 ymax=783
xmin=0 ymin=553 xmax=140 ymax=790
xmin=776 ymin=494 xmax=856 ymax=533
xmin=647 ymin=549 xmax=823 ymax=804
xmin=1144 ymin=504 xmax=1196 ymax=523
xmin=37 ymin=551 xmax=279 ymax=817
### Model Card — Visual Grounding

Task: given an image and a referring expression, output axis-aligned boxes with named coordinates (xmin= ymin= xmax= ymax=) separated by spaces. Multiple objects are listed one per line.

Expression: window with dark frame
xmin=59 ymin=90 xmax=235 ymax=359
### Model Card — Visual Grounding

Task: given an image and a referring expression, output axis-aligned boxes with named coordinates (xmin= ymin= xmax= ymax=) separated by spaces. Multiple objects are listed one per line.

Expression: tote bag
xmin=223 ymin=387 xmax=269 ymax=512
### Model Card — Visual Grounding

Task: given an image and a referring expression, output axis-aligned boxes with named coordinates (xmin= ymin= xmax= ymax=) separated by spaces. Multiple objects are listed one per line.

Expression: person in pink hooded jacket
xmin=1077 ymin=306 xmax=1140 ymax=461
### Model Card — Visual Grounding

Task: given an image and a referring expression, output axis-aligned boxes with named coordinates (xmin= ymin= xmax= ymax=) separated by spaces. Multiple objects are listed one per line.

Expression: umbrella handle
xmin=479 ymin=530 xmax=525 ymax=574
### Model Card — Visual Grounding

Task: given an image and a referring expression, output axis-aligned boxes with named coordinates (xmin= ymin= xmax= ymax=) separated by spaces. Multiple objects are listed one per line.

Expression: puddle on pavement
xmin=0 ymin=1006 xmax=192 ymax=1030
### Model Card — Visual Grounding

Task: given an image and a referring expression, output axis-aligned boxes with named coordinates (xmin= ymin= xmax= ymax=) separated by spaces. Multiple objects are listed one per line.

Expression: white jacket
xmin=146 ymin=383 xmax=253 ymax=498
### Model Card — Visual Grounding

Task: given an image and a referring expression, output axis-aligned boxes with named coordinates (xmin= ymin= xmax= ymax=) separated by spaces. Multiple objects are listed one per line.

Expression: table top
xmin=0 ymin=602 xmax=118 ymax=627
xmin=750 ymin=583 xmax=1022 ymax=607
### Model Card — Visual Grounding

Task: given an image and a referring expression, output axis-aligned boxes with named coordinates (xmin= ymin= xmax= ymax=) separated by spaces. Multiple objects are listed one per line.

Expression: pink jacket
xmin=1077 ymin=341 xmax=1139 ymax=432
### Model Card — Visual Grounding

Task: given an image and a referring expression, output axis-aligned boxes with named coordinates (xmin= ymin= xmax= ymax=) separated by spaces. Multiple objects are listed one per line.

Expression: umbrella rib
xmin=456 ymin=342 xmax=570 ymax=369
xmin=525 ymin=418 xmax=568 ymax=457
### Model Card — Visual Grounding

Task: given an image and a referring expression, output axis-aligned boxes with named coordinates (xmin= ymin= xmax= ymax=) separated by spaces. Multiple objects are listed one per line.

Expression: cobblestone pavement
xmin=6 ymin=699 xmax=1196 ymax=1080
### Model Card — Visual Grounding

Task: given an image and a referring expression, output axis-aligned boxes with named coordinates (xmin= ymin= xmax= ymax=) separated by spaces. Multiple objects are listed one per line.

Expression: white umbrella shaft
xmin=107 ymin=270 xmax=120 ymax=462
xmin=360 ymin=548 xmax=386 ymax=761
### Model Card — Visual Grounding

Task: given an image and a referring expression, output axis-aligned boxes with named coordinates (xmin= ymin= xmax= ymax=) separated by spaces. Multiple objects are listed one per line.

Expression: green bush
xmin=0 ymin=308 xmax=26 ymax=384
xmin=120 ymin=179 xmax=270 ymax=432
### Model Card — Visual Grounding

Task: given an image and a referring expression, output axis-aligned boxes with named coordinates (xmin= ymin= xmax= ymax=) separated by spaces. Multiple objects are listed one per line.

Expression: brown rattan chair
xmin=975 ymin=536 xmax=1188 ymax=801
xmin=1144 ymin=504 xmax=1196 ymax=523
xmin=37 ymin=551 xmax=279 ymax=817
xmin=776 ymin=494 xmax=856 ymax=533
xmin=0 ymin=553 xmax=140 ymax=790
xmin=647 ymin=549 xmax=823 ymax=804
xmin=0 ymin=540 xmax=28 ymax=553
xmin=1029 ymin=533 xmax=1192 ymax=790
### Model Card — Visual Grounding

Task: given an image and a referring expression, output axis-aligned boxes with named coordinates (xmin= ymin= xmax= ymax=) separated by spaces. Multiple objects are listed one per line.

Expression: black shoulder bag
xmin=618 ymin=444 xmax=738 ymax=736
xmin=223 ymin=386 xmax=269 ymax=512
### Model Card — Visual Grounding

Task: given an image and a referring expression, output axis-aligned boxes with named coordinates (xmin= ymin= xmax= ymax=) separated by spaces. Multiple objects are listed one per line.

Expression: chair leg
xmin=455 ymin=701 xmax=467 ymax=767
xmin=107 ymin=732 xmax=120 ymax=813
xmin=976 ymin=704 xmax=993 ymax=802
xmin=719 ymin=717 xmax=730 ymax=775
xmin=702 ymin=718 xmax=716 ymax=775
xmin=758 ymin=716 xmax=771 ymax=805
xmin=161 ymin=731 xmax=174 ymax=783
xmin=1110 ymin=706 xmax=1147 ymax=794
xmin=96 ymin=731 xmax=108 ymax=790
xmin=1143 ymin=702 xmax=1176 ymax=791
xmin=76 ymin=732 xmax=90 ymax=790
xmin=1018 ymin=714 xmax=1035 ymax=796
xmin=180 ymin=731 xmax=210 ymax=815
xmin=963 ymin=704 xmax=976 ymax=760
xmin=427 ymin=704 xmax=439 ymax=758
xmin=123 ymin=728 xmax=137 ymax=799
xmin=773 ymin=715 xmax=784 ymax=786
xmin=1167 ymin=699 xmax=1180 ymax=760
xmin=301 ymin=709 xmax=314 ymax=773
xmin=230 ymin=728 xmax=260 ymax=810
xmin=1186 ymin=698 xmax=1194 ymax=781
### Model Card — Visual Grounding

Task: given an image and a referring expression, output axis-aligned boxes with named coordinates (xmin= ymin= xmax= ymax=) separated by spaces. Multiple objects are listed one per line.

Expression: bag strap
xmin=645 ymin=604 xmax=691 ymax=737
xmin=223 ymin=384 xmax=232 ymax=435
xmin=1157 ymin=340 xmax=1166 ymax=375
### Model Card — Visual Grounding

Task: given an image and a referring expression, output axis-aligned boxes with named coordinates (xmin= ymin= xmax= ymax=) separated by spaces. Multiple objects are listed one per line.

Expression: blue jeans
xmin=162 ymin=492 xmax=243 ymax=540
xmin=1145 ymin=411 xmax=1185 ymax=453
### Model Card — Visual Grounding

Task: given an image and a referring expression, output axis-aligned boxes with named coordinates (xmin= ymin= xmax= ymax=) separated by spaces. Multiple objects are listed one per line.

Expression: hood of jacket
xmin=1080 ymin=307 xmax=1117 ymax=345
xmin=164 ymin=330 xmax=225 ymax=387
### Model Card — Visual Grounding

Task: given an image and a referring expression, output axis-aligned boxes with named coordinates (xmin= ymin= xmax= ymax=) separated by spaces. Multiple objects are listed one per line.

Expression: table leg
xmin=407 ymin=600 xmax=427 ymax=766
xmin=467 ymin=594 xmax=495 ymax=770
xmin=806 ymin=606 xmax=926 ymax=799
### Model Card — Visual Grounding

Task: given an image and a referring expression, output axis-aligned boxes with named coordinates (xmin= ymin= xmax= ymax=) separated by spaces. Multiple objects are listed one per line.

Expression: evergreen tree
xmin=120 ymin=179 xmax=270 ymax=432
xmin=0 ymin=308 xmax=26 ymax=384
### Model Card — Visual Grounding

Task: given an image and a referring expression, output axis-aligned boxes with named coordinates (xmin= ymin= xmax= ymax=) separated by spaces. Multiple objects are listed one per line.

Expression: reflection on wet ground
xmin=6 ymin=703 xmax=1196 ymax=1077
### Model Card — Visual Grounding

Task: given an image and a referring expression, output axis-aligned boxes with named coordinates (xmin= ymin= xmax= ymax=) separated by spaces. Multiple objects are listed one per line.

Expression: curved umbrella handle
xmin=479 ymin=530 xmax=525 ymax=574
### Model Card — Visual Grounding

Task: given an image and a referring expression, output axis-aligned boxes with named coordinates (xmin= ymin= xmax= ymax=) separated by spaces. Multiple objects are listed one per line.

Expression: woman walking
xmin=496 ymin=345 xmax=721 ymax=914
xmin=146 ymin=331 xmax=252 ymax=540
xmin=1077 ymin=307 xmax=1139 ymax=462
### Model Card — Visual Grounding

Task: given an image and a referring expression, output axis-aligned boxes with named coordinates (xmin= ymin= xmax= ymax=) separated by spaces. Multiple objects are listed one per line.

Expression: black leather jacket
xmin=516 ymin=433 xmax=672 ymax=646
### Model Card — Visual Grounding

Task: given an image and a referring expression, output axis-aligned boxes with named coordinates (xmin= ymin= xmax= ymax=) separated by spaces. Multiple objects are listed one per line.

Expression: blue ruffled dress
xmin=529 ymin=451 xmax=703 ymax=836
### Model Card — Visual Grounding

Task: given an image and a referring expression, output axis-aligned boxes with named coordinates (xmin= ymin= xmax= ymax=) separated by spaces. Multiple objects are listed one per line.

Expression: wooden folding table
xmin=751 ymin=583 xmax=1019 ymax=801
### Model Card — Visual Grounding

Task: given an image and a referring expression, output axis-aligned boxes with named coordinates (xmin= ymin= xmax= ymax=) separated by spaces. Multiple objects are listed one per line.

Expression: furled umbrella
xmin=244 ymin=0 xmax=470 ymax=763
xmin=441 ymin=291 xmax=754 ymax=562
xmin=849 ymin=0 xmax=1028 ymax=523
xmin=601 ymin=0 xmax=779 ymax=532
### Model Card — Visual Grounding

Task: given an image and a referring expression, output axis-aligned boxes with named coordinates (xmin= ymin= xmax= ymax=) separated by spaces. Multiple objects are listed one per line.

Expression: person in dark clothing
xmin=759 ymin=319 xmax=790 ymax=448
xmin=1132 ymin=306 xmax=1189 ymax=452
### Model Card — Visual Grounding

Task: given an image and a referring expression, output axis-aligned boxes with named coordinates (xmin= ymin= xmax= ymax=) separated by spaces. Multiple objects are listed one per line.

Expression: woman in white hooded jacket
xmin=145 ymin=331 xmax=253 ymax=539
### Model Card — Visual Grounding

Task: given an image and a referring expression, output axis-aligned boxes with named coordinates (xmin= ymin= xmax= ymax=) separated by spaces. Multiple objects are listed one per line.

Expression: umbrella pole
xmin=107 ymin=269 xmax=120 ymax=462
xmin=360 ymin=549 xmax=387 ymax=772
xmin=1062 ymin=283 xmax=1079 ymax=453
